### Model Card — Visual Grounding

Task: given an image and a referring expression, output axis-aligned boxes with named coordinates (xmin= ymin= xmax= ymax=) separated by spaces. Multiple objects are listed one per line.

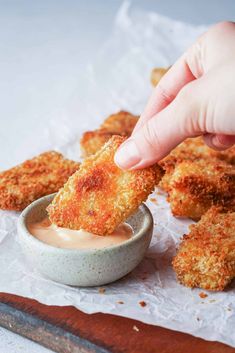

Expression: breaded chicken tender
xmin=151 ymin=67 xmax=170 ymax=86
xmin=80 ymin=111 xmax=139 ymax=157
xmin=173 ymin=207 xmax=235 ymax=291
xmin=160 ymin=137 xmax=235 ymax=192
xmin=167 ymin=159 xmax=235 ymax=221
xmin=0 ymin=152 xmax=80 ymax=211
xmin=100 ymin=111 xmax=139 ymax=135
xmin=80 ymin=130 xmax=114 ymax=158
xmin=48 ymin=136 xmax=163 ymax=235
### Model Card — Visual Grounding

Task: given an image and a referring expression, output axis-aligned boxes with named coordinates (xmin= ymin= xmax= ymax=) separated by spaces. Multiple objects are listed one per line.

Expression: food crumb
xmin=133 ymin=325 xmax=139 ymax=332
xmin=227 ymin=307 xmax=232 ymax=312
xmin=196 ymin=317 xmax=200 ymax=321
xmin=117 ymin=301 xmax=124 ymax=304
xmin=150 ymin=198 xmax=157 ymax=203
xmin=98 ymin=287 xmax=106 ymax=294
xmin=140 ymin=271 xmax=148 ymax=280
xmin=199 ymin=292 xmax=208 ymax=299
xmin=139 ymin=301 xmax=147 ymax=307
xmin=209 ymin=299 xmax=216 ymax=303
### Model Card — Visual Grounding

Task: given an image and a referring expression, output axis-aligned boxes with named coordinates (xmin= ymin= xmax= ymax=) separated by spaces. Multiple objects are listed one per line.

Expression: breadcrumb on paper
xmin=173 ymin=207 xmax=235 ymax=291
xmin=48 ymin=136 xmax=163 ymax=235
xmin=0 ymin=151 xmax=80 ymax=211
xmin=139 ymin=301 xmax=147 ymax=307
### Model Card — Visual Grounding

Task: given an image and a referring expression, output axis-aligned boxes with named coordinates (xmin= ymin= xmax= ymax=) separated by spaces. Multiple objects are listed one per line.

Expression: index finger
xmin=133 ymin=55 xmax=196 ymax=133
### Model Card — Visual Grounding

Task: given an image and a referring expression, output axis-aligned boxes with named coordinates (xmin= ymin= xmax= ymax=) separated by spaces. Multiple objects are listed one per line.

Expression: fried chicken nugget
xmin=80 ymin=130 xmax=114 ymax=158
xmin=100 ymin=111 xmax=139 ymax=135
xmin=167 ymin=159 xmax=235 ymax=221
xmin=80 ymin=111 xmax=139 ymax=157
xmin=150 ymin=67 xmax=170 ymax=86
xmin=160 ymin=137 xmax=235 ymax=192
xmin=47 ymin=136 xmax=163 ymax=235
xmin=173 ymin=207 xmax=235 ymax=291
xmin=0 ymin=152 xmax=80 ymax=211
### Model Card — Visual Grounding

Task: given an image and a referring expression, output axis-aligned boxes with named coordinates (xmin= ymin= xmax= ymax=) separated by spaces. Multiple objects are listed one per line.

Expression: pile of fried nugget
xmin=1 ymin=67 xmax=235 ymax=292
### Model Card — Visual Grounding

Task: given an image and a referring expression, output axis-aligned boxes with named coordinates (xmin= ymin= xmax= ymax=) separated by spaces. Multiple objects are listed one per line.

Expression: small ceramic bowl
xmin=17 ymin=194 xmax=153 ymax=287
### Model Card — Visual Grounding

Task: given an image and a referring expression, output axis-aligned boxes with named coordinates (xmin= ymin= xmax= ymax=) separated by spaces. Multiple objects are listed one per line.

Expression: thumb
xmin=114 ymin=79 xmax=205 ymax=169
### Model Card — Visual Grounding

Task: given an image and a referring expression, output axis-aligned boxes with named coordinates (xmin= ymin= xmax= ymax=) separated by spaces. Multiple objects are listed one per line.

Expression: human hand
xmin=114 ymin=21 xmax=235 ymax=169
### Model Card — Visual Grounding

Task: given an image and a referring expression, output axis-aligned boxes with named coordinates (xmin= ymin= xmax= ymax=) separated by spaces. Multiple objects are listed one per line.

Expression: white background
xmin=0 ymin=1 xmax=235 ymax=352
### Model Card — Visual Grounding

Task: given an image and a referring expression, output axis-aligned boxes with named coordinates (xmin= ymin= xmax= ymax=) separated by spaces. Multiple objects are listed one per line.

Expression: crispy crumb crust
xmin=150 ymin=67 xmax=170 ymax=86
xmin=173 ymin=206 xmax=235 ymax=291
xmin=167 ymin=159 xmax=235 ymax=221
xmin=100 ymin=111 xmax=139 ymax=135
xmin=80 ymin=130 xmax=114 ymax=158
xmin=80 ymin=111 xmax=139 ymax=157
xmin=48 ymin=136 xmax=163 ymax=235
xmin=0 ymin=151 xmax=80 ymax=211
xmin=159 ymin=137 xmax=235 ymax=192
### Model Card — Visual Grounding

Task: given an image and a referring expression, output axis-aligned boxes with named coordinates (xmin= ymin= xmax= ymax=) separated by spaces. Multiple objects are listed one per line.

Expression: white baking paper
xmin=1 ymin=2 xmax=235 ymax=348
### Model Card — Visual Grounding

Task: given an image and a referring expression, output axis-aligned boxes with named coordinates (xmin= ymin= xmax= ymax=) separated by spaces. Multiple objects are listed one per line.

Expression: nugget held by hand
xmin=48 ymin=136 xmax=163 ymax=235
xmin=173 ymin=207 xmax=235 ymax=291
xmin=0 ymin=152 xmax=80 ymax=211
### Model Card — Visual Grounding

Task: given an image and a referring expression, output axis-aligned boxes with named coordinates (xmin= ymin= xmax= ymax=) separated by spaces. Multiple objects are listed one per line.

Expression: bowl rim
xmin=17 ymin=193 xmax=153 ymax=255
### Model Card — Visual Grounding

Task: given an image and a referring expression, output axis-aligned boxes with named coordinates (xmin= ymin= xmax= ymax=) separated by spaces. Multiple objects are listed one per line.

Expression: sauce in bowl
xmin=28 ymin=218 xmax=133 ymax=249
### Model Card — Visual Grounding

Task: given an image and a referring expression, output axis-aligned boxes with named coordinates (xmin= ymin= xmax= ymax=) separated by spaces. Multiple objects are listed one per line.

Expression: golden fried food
xmin=48 ymin=136 xmax=163 ymax=235
xmin=0 ymin=152 xmax=80 ymax=211
xmin=151 ymin=67 xmax=170 ymax=86
xmin=167 ymin=159 xmax=235 ymax=221
xmin=80 ymin=111 xmax=139 ymax=157
xmin=173 ymin=206 xmax=235 ymax=291
xmin=80 ymin=130 xmax=114 ymax=158
xmin=160 ymin=137 xmax=235 ymax=192
xmin=100 ymin=111 xmax=139 ymax=135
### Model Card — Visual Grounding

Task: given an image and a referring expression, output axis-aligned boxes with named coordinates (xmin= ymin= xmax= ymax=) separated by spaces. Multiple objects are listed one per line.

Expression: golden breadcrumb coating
xmin=150 ymin=67 xmax=170 ymax=86
xmin=160 ymin=137 xmax=235 ymax=192
xmin=80 ymin=111 xmax=139 ymax=157
xmin=0 ymin=152 xmax=80 ymax=211
xmin=167 ymin=159 xmax=235 ymax=221
xmin=173 ymin=206 xmax=235 ymax=291
xmin=100 ymin=111 xmax=139 ymax=135
xmin=80 ymin=130 xmax=114 ymax=158
xmin=48 ymin=136 xmax=163 ymax=235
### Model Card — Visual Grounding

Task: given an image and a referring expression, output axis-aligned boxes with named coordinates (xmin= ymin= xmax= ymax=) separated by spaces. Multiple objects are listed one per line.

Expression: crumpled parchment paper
xmin=1 ymin=2 xmax=235 ymax=347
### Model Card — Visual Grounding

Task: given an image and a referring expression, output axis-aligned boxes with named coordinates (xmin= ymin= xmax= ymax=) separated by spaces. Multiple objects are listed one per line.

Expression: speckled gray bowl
xmin=17 ymin=193 xmax=153 ymax=287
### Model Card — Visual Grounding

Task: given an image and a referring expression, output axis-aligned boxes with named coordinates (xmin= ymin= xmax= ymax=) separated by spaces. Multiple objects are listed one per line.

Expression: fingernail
xmin=114 ymin=139 xmax=141 ymax=169
xmin=211 ymin=135 xmax=235 ymax=149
